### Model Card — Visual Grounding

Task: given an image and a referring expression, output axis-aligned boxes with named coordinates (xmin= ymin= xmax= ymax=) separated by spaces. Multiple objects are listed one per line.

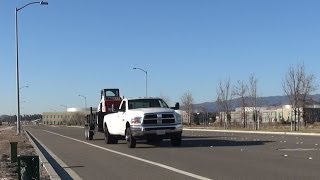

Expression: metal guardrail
xmin=17 ymin=155 xmax=40 ymax=180
xmin=10 ymin=142 xmax=18 ymax=163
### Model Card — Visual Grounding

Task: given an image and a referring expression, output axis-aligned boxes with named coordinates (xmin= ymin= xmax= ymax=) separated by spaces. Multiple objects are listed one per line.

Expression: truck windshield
xmin=128 ymin=99 xmax=169 ymax=109
xmin=105 ymin=89 xmax=119 ymax=97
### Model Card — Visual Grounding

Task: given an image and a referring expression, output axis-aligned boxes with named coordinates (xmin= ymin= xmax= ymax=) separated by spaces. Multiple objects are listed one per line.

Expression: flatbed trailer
xmin=84 ymin=88 xmax=122 ymax=140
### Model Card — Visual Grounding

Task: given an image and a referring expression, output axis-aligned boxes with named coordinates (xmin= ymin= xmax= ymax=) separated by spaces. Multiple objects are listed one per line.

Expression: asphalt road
xmin=25 ymin=125 xmax=320 ymax=180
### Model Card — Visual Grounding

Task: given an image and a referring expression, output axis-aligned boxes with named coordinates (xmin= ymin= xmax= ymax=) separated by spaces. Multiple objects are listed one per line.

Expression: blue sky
xmin=1 ymin=0 xmax=320 ymax=114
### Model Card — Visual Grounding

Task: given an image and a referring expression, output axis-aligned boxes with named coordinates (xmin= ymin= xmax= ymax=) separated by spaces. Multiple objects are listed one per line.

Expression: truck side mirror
xmin=174 ymin=102 xmax=180 ymax=110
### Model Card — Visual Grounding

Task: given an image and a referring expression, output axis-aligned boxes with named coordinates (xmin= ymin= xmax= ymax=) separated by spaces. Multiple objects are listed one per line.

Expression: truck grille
xmin=143 ymin=113 xmax=175 ymax=125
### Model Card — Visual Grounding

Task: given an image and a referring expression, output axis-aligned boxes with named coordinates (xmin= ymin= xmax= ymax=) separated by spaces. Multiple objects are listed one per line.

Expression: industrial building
xmin=42 ymin=107 xmax=97 ymax=125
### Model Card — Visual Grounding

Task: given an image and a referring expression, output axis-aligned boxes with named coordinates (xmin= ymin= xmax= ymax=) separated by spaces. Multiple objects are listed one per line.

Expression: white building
xmin=42 ymin=107 xmax=97 ymax=125
xmin=218 ymin=105 xmax=296 ymax=124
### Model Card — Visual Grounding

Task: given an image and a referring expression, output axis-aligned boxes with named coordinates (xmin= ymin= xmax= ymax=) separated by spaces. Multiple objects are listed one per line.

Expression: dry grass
xmin=0 ymin=125 xmax=50 ymax=180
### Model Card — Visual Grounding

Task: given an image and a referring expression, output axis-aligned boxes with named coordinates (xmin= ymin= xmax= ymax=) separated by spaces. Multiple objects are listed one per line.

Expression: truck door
xmin=116 ymin=100 xmax=127 ymax=135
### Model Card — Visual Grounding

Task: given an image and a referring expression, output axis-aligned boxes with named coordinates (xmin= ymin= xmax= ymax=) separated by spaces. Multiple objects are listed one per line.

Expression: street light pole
xmin=78 ymin=95 xmax=87 ymax=110
xmin=15 ymin=1 xmax=48 ymax=135
xmin=133 ymin=67 xmax=148 ymax=97
xmin=60 ymin=105 xmax=67 ymax=111
xmin=19 ymin=86 xmax=29 ymax=119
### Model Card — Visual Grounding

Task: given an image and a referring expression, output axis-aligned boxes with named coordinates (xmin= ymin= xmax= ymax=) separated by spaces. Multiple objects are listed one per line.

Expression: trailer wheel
xmin=88 ymin=131 xmax=93 ymax=140
xmin=125 ymin=127 xmax=136 ymax=148
xmin=85 ymin=125 xmax=94 ymax=140
xmin=85 ymin=125 xmax=89 ymax=140
xmin=85 ymin=127 xmax=89 ymax=140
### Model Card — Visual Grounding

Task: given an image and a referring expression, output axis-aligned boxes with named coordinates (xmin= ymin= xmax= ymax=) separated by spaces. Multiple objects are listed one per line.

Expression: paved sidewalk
xmin=0 ymin=126 xmax=13 ymax=131
xmin=184 ymin=127 xmax=320 ymax=136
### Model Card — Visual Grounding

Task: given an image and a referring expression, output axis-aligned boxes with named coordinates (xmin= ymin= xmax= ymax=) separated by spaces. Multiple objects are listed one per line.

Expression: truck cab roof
xmin=122 ymin=98 xmax=169 ymax=109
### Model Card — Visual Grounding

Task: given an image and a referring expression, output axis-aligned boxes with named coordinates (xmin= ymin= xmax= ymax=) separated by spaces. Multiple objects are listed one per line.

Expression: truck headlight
xmin=175 ymin=114 xmax=182 ymax=124
xmin=131 ymin=117 xmax=142 ymax=124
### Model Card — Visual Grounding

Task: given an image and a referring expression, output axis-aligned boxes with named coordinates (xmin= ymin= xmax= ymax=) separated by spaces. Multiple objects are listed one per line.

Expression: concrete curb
xmin=183 ymin=128 xmax=320 ymax=136
xmin=25 ymin=130 xmax=83 ymax=180
xmin=66 ymin=125 xmax=83 ymax=128
xmin=24 ymin=130 xmax=61 ymax=180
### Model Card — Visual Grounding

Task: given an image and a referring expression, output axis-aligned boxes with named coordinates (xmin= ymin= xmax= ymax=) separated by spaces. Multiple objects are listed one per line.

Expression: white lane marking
xmin=183 ymin=137 xmax=217 ymax=141
xmin=278 ymin=148 xmax=319 ymax=151
xmin=43 ymin=130 xmax=212 ymax=180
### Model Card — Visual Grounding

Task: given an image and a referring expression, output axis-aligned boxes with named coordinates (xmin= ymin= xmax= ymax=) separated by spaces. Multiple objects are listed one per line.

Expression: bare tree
xmin=62 ymin=115 xmax=68 ymax=125
xmin=68 ymin=112 xmax=86 ymax=126
xmin=181 ymin=91 xmax=194 ymax=125
xmin=283 ymin=65 xmax=298 ymax=131
xmin=160 ymin=93 xmax=171 ymax=106
xmin=248 ymin=74 xmax=259 ymax=130
xmin=233 ymin=80 xmax=248 ymax=128
xmin=216 ymin=77 xmax=232 ymax=129
xmin=300 ymin=73 xmax=317 ymax=127
xmin=283 ymin=62 xmax=317 ymax=131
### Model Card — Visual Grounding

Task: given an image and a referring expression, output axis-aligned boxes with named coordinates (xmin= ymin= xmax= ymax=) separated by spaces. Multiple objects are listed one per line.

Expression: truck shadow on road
xmin=139 ymin=136 xmax=274 ymax=148
xmin=89 ymin=135 xmax=274 ymax=148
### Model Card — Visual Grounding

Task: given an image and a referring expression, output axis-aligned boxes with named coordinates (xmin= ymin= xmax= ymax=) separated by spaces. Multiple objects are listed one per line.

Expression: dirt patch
xmin=0 ymin=126 xmax=50 ymax=180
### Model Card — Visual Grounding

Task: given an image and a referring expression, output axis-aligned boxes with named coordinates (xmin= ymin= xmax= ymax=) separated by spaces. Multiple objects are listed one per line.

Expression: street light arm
xmin=19 ymin=85 xmax=29 ymax=90
xmin=17 ymin=1 xmax=48 ymax=11
xmin=133 ymin=67 xmax=148 ymax=97
xmin=78 ymin=94 xmax=86 ymax=99
xmin=17 ymin=2 xmax=40 ymax=11
xmin=78 ymin=95 xmax=87 ymax=110
xmin=60 ymin=105 xmax=68 ymax=111
xmin=133 ymin=67 xmax=147 ymax=73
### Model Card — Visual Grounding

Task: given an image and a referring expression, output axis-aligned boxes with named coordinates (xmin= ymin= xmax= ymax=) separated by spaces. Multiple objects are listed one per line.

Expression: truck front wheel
xmin=125 ymin=127 xmax=136 ymax=148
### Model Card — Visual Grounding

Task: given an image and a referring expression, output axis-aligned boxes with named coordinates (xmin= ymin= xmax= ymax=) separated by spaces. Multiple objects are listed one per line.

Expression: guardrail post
xmin=10 ymin=141 xmax=18 ymax=163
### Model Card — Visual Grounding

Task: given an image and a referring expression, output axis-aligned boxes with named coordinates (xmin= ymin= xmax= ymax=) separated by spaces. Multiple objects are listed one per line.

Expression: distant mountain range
xmin=194 ymin=94 xmax=320 ymax=112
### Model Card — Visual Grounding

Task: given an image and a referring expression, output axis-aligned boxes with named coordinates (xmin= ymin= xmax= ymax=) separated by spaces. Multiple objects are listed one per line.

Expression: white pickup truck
xmin=103 ymin=98 xmax=182 ymax=148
